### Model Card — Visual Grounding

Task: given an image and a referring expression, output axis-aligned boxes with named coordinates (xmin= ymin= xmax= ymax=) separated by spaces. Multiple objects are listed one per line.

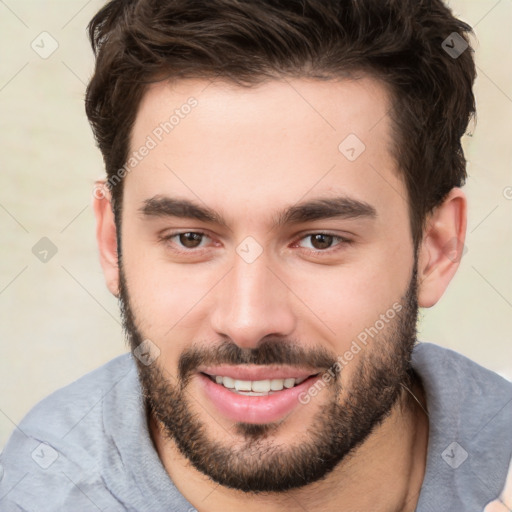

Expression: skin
xmin=94 ymin=76 xmax=467 ymax=511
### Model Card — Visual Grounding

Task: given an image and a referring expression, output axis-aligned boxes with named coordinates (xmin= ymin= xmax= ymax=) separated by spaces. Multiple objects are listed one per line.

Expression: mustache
xmin=178 ymin=338 xmax=339 ymax=385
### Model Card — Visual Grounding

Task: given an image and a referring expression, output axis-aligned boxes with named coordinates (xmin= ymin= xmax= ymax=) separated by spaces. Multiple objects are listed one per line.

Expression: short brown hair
xmin=85 ymin=0 xmax=476 ymax=248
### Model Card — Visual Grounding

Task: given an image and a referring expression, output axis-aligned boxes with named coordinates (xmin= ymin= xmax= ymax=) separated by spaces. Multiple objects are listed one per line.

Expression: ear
xmin=417 ymin=187 xmax=467 ymax=308
xmin=92 ymin=180 xmax=120 ymax=297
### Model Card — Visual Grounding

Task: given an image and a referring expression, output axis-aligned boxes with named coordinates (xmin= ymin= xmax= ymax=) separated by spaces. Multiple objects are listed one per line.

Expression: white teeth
xmin=251 ymin=380 xmax=271 ymax=393
xmin=270 ymin=379 xmax=285 ymax=391
xmin=234 ymin=380 xmax=252 ymax=391
xmin=211 ymin=375 xmax=308 ymax=393
xmin=222 ymin=376 xmax=235 ymax=389
xmin=283 ymin=378 xmax=295 ymax=389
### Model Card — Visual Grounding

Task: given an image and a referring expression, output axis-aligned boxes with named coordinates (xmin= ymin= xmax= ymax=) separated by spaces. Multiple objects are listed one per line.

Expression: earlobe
xmin=417 ymin=188 xmax=467 ymax=308
xmin=92 ymin=180 xmax=120 ymax=297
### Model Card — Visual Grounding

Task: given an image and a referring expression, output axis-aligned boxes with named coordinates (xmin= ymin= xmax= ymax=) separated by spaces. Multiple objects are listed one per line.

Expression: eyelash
xmin=159 ymin=231 xmax=353 ymax=257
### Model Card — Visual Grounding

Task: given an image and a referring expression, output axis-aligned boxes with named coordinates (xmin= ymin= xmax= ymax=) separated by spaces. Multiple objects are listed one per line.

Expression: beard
xmin=118 ymin=262 xmax=420 ymax=494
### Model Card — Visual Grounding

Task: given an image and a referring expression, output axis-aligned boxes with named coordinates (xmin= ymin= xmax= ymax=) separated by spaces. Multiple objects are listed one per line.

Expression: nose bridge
xmin=231 ymin=254 xmax=274 ymax=313
xmin=211 ymin=249 xmax=295 ymax=348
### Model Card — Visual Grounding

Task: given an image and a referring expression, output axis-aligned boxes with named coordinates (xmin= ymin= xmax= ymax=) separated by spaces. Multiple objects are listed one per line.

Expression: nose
xmin=210 ymin=250 xmax=296 ymax=350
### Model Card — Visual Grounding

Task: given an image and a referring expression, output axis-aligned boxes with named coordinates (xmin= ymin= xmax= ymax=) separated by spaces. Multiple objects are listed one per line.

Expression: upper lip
xmin=199 ymin=365 xmax=320 ymax=381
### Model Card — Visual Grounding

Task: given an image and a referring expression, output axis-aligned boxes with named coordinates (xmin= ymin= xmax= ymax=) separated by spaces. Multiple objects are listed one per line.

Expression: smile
xmin=197 ymin=368 xmax=322 ymax=424
xmin=204 ymin=374 xmax=310 ymax=395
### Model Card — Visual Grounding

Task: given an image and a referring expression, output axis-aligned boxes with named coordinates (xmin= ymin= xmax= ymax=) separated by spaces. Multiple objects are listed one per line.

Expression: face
xmin=118 ymin=77 xmax=419 ymax=492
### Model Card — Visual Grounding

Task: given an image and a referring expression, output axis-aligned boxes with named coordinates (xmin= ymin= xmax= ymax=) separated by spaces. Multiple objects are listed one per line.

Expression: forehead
xmin=125 ymin=76 xmax=407 ymax=229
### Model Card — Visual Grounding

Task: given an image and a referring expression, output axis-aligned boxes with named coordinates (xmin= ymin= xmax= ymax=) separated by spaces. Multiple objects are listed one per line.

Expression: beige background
xmin=0 ymin=0 xmax=511 ymax=449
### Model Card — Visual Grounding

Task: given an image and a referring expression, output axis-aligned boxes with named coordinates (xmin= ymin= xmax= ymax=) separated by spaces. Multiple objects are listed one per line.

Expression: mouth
xmin=197 ymin=367 xmax=323 ymax=424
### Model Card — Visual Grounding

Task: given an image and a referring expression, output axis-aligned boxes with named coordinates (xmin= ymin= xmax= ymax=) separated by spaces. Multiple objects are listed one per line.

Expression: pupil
xmin=180 ymin=232 xmax=202 ymax=248
xmin=311 ymin=234 xmax=332 ymax=250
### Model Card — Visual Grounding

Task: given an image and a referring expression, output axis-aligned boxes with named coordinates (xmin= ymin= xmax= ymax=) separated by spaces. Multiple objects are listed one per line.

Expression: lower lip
xmin=198 ymin=373 xmax=320 ymax=424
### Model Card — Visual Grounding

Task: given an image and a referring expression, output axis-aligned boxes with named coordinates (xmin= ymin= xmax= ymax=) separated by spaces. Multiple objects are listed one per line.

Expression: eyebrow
xmin=139 ymin=195 xmax=377 ymax=229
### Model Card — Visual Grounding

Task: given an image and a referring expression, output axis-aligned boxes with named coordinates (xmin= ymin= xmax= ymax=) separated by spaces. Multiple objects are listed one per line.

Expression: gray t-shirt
xmin=0 ymin=342 xmax=511 ymax=511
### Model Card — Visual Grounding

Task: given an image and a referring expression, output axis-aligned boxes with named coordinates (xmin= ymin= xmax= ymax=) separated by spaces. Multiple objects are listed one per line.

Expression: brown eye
xmin=161 ymin=231 xmax=214 ymax=254
xmin=296 ymin=233 xmax=351 ymax=254
xmin=309 ymin=233 xmax=334 ymax=250
xmin=179 ymin=232 xmax=204 ymax=248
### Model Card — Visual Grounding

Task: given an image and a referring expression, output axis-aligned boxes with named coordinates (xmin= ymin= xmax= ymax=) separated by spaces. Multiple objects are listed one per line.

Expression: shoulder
xmin=0 ymin=354 xmax=137 ymax=511
xmin=15 ymin=353 xmax=135 ymax=441
xmin=412 ymin=341 xmax=512 ymax=408
xmin=412 ymin=340 xmax=512 ymax=383
xmin=412 ymin=341 xmax=512 ymax=443
xmin=412 ymin=342 xmax=512 ymax=510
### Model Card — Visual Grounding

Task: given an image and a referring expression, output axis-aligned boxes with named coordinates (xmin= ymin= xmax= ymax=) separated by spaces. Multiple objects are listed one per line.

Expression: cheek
xmin=285 ymin=244 xmax=413 ymax=347
xmin=120 ymin=229 xmax=221 ymax=353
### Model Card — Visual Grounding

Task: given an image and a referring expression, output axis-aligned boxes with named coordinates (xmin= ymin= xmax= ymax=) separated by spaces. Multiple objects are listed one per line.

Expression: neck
xmin=149 ymin=374 xmax=429 ymax=512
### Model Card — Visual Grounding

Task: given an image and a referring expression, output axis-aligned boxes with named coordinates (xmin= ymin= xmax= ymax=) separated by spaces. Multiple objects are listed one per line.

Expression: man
xmin=1 ymin=0 xmax=511 ymax=510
